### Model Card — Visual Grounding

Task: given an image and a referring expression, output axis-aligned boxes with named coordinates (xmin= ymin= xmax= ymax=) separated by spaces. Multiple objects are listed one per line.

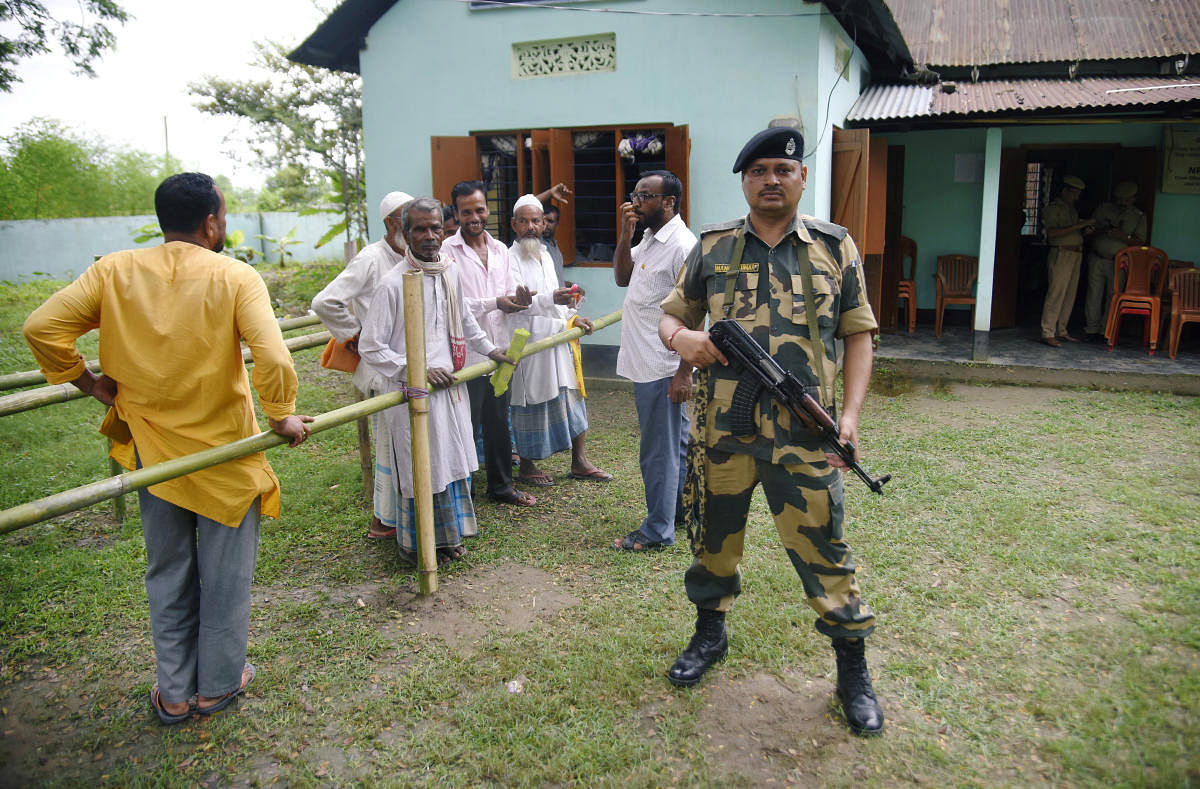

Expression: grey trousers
xmin=139 ymin=488 xmax=260 ymax=704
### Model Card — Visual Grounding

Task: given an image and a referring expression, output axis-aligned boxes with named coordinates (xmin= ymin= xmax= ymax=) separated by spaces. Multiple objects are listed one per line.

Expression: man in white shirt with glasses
xmin=611 ymin=170 xmax=697 ymax=552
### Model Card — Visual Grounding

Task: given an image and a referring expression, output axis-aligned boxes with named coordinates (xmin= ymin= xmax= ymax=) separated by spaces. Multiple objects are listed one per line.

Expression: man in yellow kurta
xmin=22 ymin=172 xmax=313 ymax=725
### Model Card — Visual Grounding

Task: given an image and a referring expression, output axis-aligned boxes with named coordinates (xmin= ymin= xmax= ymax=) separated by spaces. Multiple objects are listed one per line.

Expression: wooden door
xmin=832 ymin=127 xmax=883 ymax=316
xmin=879 ymin=144 xmax=905 ymax=332
xmin=431 ymin=136 xmax=481 ymax=207
xmin=991 ymin=148 xmax=1027 ymax=328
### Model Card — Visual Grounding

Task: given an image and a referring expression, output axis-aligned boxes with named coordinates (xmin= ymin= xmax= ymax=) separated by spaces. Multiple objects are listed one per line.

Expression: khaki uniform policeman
xmin=1083 ymin=181 xmax=1146 ymax=339
xmin=658 ymin=126 xmax=884 ymax=736
xmin=1040 ymin=175 xmax=1094 ymax=346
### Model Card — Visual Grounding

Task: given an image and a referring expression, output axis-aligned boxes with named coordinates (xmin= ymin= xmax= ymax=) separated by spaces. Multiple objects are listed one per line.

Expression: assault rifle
xmin=707 ymin=319 xmax=891 ymax=494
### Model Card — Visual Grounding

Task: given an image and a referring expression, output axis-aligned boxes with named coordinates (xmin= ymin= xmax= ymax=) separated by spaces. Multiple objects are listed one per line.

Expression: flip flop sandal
xmin=567 ymin=469 xmax=614 ymax=482
xmin=367 ymin=527 xmax=397 ymax=539
xmin=196 ymin=663 xmax=255 ymax=716
xmin=516 ymin=473 xmax=554 ymax=487
xmin=150 ymin=685 xmax=191 ymax=725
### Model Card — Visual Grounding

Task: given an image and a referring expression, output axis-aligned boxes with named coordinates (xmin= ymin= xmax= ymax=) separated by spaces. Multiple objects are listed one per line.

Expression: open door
xmin=831 ymin=127 xmax=886 ymax=317
xmin=1111 ymin=147 xmax=1158 ymax=242
xmin=431 ymin=136 xmax=481 ymax=207
xmin=991 ymin=148 xmax=1027 ymax=329
xmin=879 ymin=144 xmax=906 ymax=332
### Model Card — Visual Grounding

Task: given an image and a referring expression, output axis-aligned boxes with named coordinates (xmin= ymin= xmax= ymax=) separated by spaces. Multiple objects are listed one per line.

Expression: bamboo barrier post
xmin=355 ymin=391 xmax=374 ymax=502
xmin=402 ymin=272 xmax=437 ymax=594
xmin=343 ymin=240 xmax=374 ymax=504
xmin=0 ymin=314 xmax=321 ymax=392
xmin=0 ymin=309 xmax=622 ymax=535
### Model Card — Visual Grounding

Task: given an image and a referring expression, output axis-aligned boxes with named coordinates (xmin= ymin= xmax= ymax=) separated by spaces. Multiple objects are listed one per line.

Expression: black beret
xmin=732 ymin=127 xmax=804 ymax=173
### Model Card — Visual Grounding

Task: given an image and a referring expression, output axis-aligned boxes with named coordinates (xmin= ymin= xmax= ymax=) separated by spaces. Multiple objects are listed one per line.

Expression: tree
xmin=0 ymin=0 xmax=129 ymax=92
xmin=189 ymin=41 xmax=366 ymax=249
xmin=0 ymin=118 xmax=176 ymax=219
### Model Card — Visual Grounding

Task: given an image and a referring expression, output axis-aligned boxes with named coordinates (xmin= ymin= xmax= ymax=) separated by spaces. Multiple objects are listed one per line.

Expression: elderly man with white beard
xmin=505 ymin=195 xmax=612 ymax=487
xmin=312 ymin=190 xmax=413 ymax=540
xmin=359 ymin=198 xmax=514 ymax=566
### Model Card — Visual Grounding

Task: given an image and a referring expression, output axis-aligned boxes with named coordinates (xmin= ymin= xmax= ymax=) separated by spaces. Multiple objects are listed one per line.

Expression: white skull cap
xmin=513 ymin=194 xmax=543 ymax=213
xmin=379 ymin=191 xmax=414 ymax=221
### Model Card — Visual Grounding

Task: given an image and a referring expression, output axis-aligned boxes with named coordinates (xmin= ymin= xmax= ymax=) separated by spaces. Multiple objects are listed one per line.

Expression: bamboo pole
xmin=108 ymin=440 xmax=126 ymax=523
xmin=0 ymin=314 xmax=322 ymax=392
xmin=0 ymin=309 xmax=622 ymax=535
xmin=0 ymin=331 xmax=332 ymax=418
xmin=340 ymin=240 xmax=376 ymax=504
xmin=402 ymin=272 xmax=437 ymax=594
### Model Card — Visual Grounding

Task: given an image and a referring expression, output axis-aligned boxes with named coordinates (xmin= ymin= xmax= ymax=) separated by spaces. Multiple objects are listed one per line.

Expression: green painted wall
xmin=357 ymin=0 xmax=868 ymax=346
xmin=885 ymin=122 xmax=1200 ymax=312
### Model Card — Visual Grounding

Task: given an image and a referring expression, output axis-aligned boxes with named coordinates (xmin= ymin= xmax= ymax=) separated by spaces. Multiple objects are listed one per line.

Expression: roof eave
xmin=288 ymin=0 xmax=401 ymax=73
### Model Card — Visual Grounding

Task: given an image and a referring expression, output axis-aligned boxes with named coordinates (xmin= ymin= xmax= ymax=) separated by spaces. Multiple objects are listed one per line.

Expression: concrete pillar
xmin=973 ymin=127 xmax=1003 ymax=361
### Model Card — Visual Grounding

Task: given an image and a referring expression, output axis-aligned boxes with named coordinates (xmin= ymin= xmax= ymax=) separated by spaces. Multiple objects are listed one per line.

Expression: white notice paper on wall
xmin=954 ymin=153 xmax=984 ymax=183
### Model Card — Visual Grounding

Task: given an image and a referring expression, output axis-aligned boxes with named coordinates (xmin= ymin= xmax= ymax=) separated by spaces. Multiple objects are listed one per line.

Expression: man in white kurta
xmin=506 ymin=195 xmax=611 ymax=486
xmin=312 ymin=190 xmax=412 ymax=538
xmin=359 ymin=198 xmax=511 ymax=565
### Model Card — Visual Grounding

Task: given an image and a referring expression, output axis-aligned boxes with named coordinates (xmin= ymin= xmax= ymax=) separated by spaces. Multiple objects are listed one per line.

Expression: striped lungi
xmin=510 ymin=386 xmax=588 ymax=461
xmin=396 ymin=478 xmax=478 ymax=552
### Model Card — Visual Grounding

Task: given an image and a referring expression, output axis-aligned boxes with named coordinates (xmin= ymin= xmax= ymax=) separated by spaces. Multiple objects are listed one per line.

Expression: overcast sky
xmin=0 ymin=0 xmax=331 ymax=189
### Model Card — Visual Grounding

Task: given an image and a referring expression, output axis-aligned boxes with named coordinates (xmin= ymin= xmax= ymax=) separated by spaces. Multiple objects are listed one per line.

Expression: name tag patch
xmin=714 ymin=262 xmax=760 ymax=274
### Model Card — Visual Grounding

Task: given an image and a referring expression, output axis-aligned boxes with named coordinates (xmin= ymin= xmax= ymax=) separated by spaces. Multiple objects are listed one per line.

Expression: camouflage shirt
xmin=661 ymin=213 xmax=877 ymax=464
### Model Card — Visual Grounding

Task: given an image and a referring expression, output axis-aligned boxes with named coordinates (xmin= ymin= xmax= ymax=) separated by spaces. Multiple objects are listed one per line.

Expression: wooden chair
xmin=895 ymin=236 xmax=917 ymax=333
xmin=1103 ymin=246 xmax=1169 ymax=355
xmin=1166 ymin=267 xmax=1200 ymax=360
xmin=934 ymin=254 xmax=978 ymax=338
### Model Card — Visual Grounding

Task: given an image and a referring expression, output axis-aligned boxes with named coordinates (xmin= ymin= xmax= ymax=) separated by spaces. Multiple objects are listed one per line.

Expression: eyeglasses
xmin=629 ymin=192 xmax=665 ymax=203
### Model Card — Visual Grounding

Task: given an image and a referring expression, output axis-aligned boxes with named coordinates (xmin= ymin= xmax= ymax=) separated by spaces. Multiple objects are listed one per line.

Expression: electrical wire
xmin=453 ymin=0 xmax=823 ymax=17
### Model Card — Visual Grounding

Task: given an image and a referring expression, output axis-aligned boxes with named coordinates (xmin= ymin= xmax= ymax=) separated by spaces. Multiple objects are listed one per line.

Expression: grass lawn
xmin=1 ymin=266 xmax=1197 ymax=787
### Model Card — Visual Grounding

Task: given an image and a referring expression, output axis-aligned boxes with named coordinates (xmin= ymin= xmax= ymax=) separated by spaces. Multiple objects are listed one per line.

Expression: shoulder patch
xmin=700 ymin=216 xmax=746 ymax=236
xmin=801 ymin=215 xmax=848 ymax=241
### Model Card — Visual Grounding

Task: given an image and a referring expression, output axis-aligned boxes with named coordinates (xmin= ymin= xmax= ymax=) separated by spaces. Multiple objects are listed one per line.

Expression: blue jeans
xmin=633 ymin=377 xmax=689 ymax=545
xmin=139 ymin=489 xmax=260 ymax=704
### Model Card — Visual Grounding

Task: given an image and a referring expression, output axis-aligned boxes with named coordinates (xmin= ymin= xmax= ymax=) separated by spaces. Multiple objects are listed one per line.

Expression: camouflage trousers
xmin=684 ymin=448 xmax=876 ymax=640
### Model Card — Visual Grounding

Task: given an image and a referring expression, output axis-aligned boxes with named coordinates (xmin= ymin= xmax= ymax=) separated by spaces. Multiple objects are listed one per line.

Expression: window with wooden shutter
xmin=430 ymin=123 xmax=690 ymax=266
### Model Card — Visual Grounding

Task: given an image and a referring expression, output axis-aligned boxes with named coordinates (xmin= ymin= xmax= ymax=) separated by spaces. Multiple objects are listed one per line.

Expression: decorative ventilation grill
xmin=512 ymin=33 xmax=616 ymax=80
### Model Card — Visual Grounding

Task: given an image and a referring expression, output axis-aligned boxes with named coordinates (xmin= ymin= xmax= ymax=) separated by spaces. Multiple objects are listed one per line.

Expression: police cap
xmin=1062 ymin=175 xmax=1086 ymax=191
xmin=732 ymin=127 xmax=805 ymax=173
xmin=1113 ymin=181 xmax=1137 ymax=200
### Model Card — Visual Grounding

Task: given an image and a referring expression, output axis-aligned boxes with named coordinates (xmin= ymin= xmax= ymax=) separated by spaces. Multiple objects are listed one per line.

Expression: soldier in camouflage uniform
xmin=657 ymin=126 xmax=884 ymax=735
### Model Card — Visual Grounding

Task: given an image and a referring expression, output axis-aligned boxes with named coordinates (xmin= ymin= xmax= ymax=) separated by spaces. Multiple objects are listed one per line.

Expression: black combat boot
xmin=667 ymin=608 xmax=728 ymax=687
xmin=832 ymin=637 xmax=884 ymax=736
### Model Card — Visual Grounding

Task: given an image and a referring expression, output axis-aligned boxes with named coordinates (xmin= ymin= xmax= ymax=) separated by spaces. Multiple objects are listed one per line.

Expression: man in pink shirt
xmin=440 ymin=181 xmax=536 ymax=507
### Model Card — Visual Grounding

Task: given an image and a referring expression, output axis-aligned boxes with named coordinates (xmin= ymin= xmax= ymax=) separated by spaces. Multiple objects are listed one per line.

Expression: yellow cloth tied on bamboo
xmin=566 ymin=315 xmax=587 ymax=398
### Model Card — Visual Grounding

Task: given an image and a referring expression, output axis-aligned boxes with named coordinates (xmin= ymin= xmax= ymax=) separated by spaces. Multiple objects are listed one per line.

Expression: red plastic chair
xmin=895 ymin=236 xmax=917 ymax=333
xmin=1103 ymin=246 xmax=1168 ymax=355
xmin=1166 ymin=267 xmax=1200 ymax=360
xmin=934 ymin=254 xmax=978 ymax=338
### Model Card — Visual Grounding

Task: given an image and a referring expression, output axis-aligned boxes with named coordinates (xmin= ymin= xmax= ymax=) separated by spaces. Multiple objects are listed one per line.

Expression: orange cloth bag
xmin=320 ymin=337 xmax=360 ymax=372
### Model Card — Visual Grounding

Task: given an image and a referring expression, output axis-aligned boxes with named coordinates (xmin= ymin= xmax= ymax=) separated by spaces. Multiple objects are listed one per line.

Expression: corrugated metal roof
xmin=847 ymin=76 xmax=1200 ymax=121
xmin=846 ymin=84 xmax=936 ymax=121
xmin=887 ymin=0 xmax=1200 ymax=67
